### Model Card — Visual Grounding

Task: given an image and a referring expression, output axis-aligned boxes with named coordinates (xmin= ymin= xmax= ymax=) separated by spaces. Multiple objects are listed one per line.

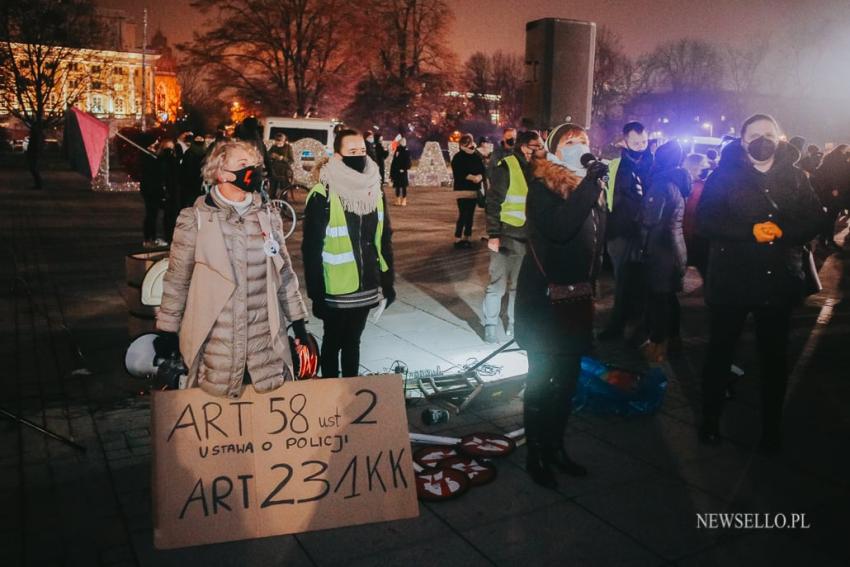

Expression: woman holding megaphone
xmin=156 ymin=140 xmax=311 ymax=398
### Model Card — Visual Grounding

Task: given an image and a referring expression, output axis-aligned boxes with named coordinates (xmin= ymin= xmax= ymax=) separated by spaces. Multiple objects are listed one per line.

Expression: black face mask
xmin=505 ymin=138 xmax=515 ymax=147
xmin=342 ymin=155 xmax=367 ymax=173
xmin=747 ymin=137 xmax=777 ymax=162
xmin=626 ymin=147 xmax=645 ymax=160
xmin=226 ymin=165 xmax=263 ymax=193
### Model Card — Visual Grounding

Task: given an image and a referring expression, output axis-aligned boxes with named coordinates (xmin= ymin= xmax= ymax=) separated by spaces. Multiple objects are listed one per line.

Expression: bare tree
xmin=490 ymin=51 xmax=524 ymax=127
xmin=369 ymin=0 xmax=454 ymax=82
xmin=724 ymin=39 xmax=770 ymax=96
xmin=643 ymin=38 xmax=724 ymax=93
xmin=180 ymin=0 xmax=365 ymax=118
xmin=463 ymin=52 xmax=491 ymax=120
xmin=591 ymin=27 xmax=647 ymax=147
xmin=176 ymin=64 xmax=229 ymax=131
xmin=593 ymin=28 xmax=636 ymax=124
xmin=0 ymin=0 xmax=105 ymax=188
xmin=722 ymin=38 xmax=770 ymax=122
xmin=346 ymin=0 xmax=457 ymax=132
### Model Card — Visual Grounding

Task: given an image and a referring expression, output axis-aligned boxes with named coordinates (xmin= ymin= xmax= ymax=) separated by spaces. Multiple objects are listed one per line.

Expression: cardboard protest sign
xmin=151 ymin=375 xmax=418 ymax=549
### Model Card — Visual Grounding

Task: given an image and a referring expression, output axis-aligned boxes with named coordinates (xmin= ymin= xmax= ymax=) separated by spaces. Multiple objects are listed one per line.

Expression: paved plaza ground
xmin=1 ymin=166 xmax=848 ymax=566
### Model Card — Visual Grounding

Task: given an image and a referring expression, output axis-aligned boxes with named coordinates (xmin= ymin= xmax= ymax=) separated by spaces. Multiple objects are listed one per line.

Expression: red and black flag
xmin=64 ymin=107 xmax=109 ymax=179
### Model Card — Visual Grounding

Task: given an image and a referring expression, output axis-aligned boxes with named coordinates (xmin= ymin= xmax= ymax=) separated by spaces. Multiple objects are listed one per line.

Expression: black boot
xmin=544 ymin=387 xmax=588 ymax=477
xmin=547 ymin=447 xmax=588 ymax=477
xmin=526 ymin=442 xmax=558 ymax=489
xmin=523 ymin=402 xmax=557 ymax=489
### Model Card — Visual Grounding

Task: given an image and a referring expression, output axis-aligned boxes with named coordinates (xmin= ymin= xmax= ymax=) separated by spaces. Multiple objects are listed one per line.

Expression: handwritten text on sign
xmin=151 ymin=375 xmax=418 ymax=549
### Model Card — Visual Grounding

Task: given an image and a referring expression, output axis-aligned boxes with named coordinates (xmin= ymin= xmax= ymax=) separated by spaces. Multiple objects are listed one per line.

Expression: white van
xmin=261 ymin=117 xmax=338 ymax=154
xmin=679 ymin=135 xmax=723 ymax=156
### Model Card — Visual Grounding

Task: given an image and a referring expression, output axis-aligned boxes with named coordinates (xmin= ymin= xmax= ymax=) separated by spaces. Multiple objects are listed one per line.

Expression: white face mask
xmin=549 ymin=143 xmax=590 ymax=176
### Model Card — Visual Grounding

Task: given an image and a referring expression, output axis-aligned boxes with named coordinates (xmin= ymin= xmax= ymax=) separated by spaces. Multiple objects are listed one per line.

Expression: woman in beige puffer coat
xmin=156 ymin=140 xmax=310 ymax=398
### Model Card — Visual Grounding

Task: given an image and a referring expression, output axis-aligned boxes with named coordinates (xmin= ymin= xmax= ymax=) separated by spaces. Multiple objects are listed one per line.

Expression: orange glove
xmin=753 ymin=221 xmax=783 ymax=243
xmin=763 ymin=221 xmax=783 ymax=238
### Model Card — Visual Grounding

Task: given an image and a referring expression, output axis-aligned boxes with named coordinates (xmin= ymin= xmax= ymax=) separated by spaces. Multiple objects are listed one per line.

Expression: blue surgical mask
xmin=554 ymin=143 xmax=590 ymax=175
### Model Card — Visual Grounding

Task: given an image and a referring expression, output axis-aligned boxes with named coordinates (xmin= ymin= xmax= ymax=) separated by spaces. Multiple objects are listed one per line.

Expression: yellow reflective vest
xmin=306 ymin=183 xmax=388 ymax=296
xmin=499 ymin=155 xmax=529 ymax=227
xmin=604 ymin=157 xmax=621 ymax=212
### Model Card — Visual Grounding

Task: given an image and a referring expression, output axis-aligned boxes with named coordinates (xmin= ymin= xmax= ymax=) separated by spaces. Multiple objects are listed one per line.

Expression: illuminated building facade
xmin=0 ymin=9 xmax=181 ymax=131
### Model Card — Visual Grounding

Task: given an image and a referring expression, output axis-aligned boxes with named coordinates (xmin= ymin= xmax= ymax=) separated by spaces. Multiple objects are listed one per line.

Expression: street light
xmin=702 ymin=121 xmax=714 ymax=137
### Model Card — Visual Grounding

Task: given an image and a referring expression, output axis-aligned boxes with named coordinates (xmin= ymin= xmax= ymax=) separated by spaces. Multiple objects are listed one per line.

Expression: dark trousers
xmin=455 ymin=198 xmax=476 ymax=238
xmin=163 ymin=192 xmax=180 ymax=242
xmin=394 ymin=184 xmax=408 ymax=198
xmin=646 ymin=292 xmax=680 ymax=343
xmin=320 ymin=307 xmax=371 ymax=378
xmin=523 ymin=351 xmax=582 ymax=449
xmin=604 ymin=238 xmax=645 ymax=332
xmin=142 ymin=191 xmax=162 ymax=241
xmin=701 ymin=303 xmax=793 ymax=435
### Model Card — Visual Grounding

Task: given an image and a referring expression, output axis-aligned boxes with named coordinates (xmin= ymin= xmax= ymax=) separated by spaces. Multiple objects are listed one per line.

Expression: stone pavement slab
xmin=2 ymin=169 xmax=849 ymax=566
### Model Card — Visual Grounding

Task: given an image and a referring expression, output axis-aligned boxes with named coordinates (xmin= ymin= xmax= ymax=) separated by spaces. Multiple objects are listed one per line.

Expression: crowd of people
xmin=151 ymin=112 xmax=850 ymax=489
xmin=140 ymin=123 xmax=417 ymax=247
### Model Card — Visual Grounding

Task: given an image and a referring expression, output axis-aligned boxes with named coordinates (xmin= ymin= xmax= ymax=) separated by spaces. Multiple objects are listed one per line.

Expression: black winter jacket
xmin=607 ymin=147 xmax=652 ymax=240
xmin=302 ymin=192 xmax=394 ymax=306
xmin=696 ymin=140 xmax=823 ymax=306
xmin=451 ymin=150 xmax=486 ymax=195
xmin=515 ymin=160 xmax=607 ymax=354
xmin=390 ymin=146 xmax=411 ymax=187
xmin=641 ymin=166 xmax=689 ymax=293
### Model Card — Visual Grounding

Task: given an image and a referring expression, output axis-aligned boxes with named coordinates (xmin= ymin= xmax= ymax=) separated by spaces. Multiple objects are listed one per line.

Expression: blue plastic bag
xmin=572 ymin=356 xmax=668 ymax=416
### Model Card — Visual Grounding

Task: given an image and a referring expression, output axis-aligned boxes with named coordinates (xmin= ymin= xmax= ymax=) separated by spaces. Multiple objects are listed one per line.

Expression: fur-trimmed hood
xmin=530 ymin=158 xmax=582 ymax=198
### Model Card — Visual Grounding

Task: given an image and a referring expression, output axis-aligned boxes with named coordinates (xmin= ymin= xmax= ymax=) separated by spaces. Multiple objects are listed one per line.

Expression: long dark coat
xmin=390 ymin=146 xmax=411 ymax=188
xmin=641 ymin=161 xmax=689 ymax=293
xmin=515 ymin=160 xmax=607 ymax=355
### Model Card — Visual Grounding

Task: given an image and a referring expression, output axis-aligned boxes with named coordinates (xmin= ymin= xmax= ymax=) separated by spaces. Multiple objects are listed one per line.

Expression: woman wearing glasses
xmin=302 ymin=129 xmax=396 ymax=378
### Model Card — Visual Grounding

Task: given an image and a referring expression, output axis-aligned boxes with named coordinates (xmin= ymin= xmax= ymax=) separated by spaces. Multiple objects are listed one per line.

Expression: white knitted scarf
xmin=320 ymin=157 xmax=382 ymax=216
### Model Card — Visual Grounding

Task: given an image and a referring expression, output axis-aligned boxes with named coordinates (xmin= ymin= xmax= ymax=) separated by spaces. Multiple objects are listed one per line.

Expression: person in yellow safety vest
xmin=483 ymin=130 xmax=545 ymax=344
xmin=598 ymin=121 xmax=655 ymax=342
xmin=302 ymin=129 xmax=395 ymax=378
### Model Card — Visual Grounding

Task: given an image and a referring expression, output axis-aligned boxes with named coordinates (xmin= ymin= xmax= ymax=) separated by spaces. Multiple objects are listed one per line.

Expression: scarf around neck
xmin=321 ymin=157 xmax=382 ymax=216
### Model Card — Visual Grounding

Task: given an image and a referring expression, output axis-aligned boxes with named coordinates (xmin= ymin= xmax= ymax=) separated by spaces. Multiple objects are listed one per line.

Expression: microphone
xmin=580 ymin=153 xmax=608 ymax=181
xmin=580 ymin=153 xmax=601 ymax=168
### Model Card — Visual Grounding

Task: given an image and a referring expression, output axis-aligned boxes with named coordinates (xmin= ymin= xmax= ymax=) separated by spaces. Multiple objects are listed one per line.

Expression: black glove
xmin=311 ymin=297 xmax=329 ymax=320
xmin=586 ymin=160 xmax=609 ymax=182
xmin=153 ymin=332 xmax=180 ymax=359
xmin=152 ymin=332 xmax=185 ymax=389
xmin=291 ymin=319 xmax=310 ymax=345
xmin=383 ymin=286 xmax=397 ymax=308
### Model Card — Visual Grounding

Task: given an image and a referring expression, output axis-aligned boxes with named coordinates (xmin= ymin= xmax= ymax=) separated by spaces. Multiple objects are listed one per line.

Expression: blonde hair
xmin=201 ymin=140 xmax=262 ymax=185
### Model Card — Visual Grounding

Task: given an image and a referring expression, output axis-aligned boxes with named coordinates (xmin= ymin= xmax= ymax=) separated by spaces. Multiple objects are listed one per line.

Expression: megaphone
xmin=124 ymin=332 xmax=187 ymax=389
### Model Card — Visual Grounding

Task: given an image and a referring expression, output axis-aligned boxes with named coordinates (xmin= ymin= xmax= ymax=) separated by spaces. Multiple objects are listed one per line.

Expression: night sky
xmin=99 ymin=0 xmax=850 ymax=101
